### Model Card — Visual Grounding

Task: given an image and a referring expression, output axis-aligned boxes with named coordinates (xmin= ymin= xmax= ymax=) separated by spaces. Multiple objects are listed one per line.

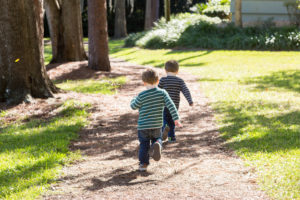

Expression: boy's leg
xmin=162 ymin=108 xmax=170 ymax=141
xmin=150 ymin=129 xmax=162 ymax=161
xmin=164 ymin=109 xmax=176 ymax=139
xmin=138 ymin=130 xmax=151 ymax=166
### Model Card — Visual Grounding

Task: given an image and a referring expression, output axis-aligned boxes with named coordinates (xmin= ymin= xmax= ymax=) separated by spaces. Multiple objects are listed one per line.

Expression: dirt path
xmin=42 ymin=58 xmax=268 ymax=200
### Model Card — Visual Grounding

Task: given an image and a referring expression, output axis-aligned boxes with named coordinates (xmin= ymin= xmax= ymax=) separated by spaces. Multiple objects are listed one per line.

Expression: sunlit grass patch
xmin=44 ymin=44 xmax=52 ymax=65
xmin=55 ymin=77 xmax=126 ymax=95
xmin=109 ymin=41 xmax=300 ymax=200
xmin=0 ymin=100 xmax=90 ymax=199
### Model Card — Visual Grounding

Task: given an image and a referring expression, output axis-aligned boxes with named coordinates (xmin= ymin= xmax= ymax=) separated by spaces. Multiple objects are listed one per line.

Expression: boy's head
xmin=142 ymin=68 xmax=159 ymax=85
xmin=165 ymin=60 xmax=179 ymax=73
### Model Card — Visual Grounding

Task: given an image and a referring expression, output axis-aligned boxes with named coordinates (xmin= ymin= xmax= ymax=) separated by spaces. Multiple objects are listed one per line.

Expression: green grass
xmin=109 ymin=40 xmax=300 ymax=200
xmin=0 ymin=100 xmax=90 ymax=199
xmin=44 ymin=39 xmax=126 ymax=95
xmin=56 ymin=77 xmax=127 ymax=94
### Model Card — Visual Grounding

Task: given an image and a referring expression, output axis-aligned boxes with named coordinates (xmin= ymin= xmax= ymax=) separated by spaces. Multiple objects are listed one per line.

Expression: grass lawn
xmin=55 ymin=77 xmax=126 ymax=95
xmin=0 ymin=100 xmax=90 ymax=199
xmin=109 ymin=40 xmax=300 ymax=200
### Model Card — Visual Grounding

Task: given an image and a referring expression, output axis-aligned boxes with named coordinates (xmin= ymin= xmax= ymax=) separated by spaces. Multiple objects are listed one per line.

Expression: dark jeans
xmin=162 ymin=108 xmax=176 ymax=138
xmin=138 ymin=128 xmax=162 ymax=165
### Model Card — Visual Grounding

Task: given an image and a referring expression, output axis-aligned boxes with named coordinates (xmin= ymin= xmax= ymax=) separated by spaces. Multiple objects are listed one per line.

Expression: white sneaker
xmin=139 ymin=164 xmax=148 ymax=172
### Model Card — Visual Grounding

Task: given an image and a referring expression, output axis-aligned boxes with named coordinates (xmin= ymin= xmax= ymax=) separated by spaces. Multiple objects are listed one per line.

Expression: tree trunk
xmin=88 ymin=0 xmax=111 ymax=71
xmin=151 ymin=0 xmax=160 ymax=23
xmin=44 ymin=0 xmax=87 ymax=63
xmin=0 ymin=0 xmax=57 ymax=105
xmin=164 ymin=0 xmax=171 ymax=22
xmin=145 ymin=0 xmax=160 ymax=30
xmin=145 ymin=0 xmax=152 ymax=30
xmin=235 ymin=0 xmax=242 ymax=27
xmin=114 ymin=0 xmax=127 ymax=38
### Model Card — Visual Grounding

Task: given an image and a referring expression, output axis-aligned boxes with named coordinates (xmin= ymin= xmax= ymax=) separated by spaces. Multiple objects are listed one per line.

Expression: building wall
xmin=231 ymin=0 xmax=295 ymax=26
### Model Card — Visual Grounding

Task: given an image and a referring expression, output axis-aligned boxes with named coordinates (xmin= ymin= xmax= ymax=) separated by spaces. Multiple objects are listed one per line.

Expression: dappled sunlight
xmin=0 ymin=100 xmax=89 ymax=199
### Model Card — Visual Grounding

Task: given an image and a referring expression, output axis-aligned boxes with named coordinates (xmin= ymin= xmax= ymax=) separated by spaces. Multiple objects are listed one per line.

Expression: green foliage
xmin=124 ymin=32 xmax=147 ymax=47
xmin=125 ymin=14 xmax=300 ymax=50
xmin=125 ymin=13 xmax=222 ymax=49
xmin=190 ymin=0 xmax=231 ymax=19
xmin=0 ymin=100 xmax=89 ymax=199
xmin=109 ymin=41 xmax=300 ymax=199
xmin=56 ymin=77 xmax=127 ymax=95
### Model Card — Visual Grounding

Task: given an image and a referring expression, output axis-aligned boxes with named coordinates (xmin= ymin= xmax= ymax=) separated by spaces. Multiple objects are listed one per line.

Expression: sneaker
xmin=162 ymin=126 xmax=170 ymax=141
xmin=152 ymin=142 xmax=162 ymax=161
xmin=168 ymin=137 xmax=176 ymax=143
xmin=139 ymin=163 xmax=148 ymax=172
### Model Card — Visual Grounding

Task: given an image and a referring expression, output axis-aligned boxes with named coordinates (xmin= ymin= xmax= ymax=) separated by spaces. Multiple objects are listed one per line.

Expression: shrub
xmin=125 ymin=13 xmax=300 ymax=50
xmin=125 ymin=13 xmax=223 ymax=49
xmin=190 ymin=0 xmax=231 ymax=20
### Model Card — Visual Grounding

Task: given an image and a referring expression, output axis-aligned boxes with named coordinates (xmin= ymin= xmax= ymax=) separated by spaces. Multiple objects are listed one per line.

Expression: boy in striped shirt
xmin=159 ymin=60 xmax=193 ymax=143
xmin=131 ymin=68 xmax=181 ymax=172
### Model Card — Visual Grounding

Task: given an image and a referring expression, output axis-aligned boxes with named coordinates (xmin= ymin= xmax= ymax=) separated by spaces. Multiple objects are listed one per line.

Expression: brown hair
xmin=142 ymin=68 xmax=159 ymax=84
xmin=165 ymin=60 xmax=179 ymax=72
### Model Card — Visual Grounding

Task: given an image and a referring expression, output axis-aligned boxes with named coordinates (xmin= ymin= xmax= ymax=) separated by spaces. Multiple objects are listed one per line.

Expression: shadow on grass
xmin=215 ymin=101 xmax=300 ymax=153
xmin=244 ymin=70 xmax=300 ymax=93
xmin=0 ymin=103 xmax=87 ymax=198
xmin=138 ymin=51 xmax=212 ymax=68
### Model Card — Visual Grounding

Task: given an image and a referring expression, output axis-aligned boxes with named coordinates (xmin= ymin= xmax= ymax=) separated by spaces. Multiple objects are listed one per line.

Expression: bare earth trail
xmin=43 ymin=58 xmax=268 ymax=200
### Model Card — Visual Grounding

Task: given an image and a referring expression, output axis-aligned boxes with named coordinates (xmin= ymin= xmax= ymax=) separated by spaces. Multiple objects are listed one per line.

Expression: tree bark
xmin=0 ymin=0 xmax=57 ymax=105
xmin=152 ymin=0 xmax=159 ymax=23
xmin=114 ymin=0 xmax=127 ymax=38
xmin=145 ymin=0 xmax=152 ymax=30
xmin=145 ymin=0 xmax=160 ymax=30
xmin=44 ymin=0 xmax=87 ymax=63
xmin=88 ymin=0 xmax=111 ymax=71
xmin=164 ymin=0 xmax=171 ymax=22
xmin=235 ymin=0 xmax=242 ymax=27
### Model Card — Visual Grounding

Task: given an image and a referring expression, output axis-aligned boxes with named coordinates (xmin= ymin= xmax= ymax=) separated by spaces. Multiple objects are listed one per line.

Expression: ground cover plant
xmin=125 ymin=13 xmax=300 ymax=50
xmin=0 ymin=100 xmax=90 ymax=199
xmin=109 ymin=40 xmax=300 ymax=200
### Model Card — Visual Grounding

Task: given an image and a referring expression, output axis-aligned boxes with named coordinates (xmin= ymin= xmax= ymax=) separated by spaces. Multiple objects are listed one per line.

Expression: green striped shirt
xmin=131 ymin=87 xmax=179 ymax=130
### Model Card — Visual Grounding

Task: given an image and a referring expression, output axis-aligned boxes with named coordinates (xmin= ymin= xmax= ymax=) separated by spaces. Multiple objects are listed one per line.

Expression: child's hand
xmin=175 ymin=120 xmax=183 ymax=127
xmin=189 ymin=103 xmax=194 ymax=107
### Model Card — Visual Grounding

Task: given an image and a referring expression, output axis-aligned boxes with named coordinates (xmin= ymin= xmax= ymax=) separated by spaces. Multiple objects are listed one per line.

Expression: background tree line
xmin=44 ymin=0 xmax=206 ymax=38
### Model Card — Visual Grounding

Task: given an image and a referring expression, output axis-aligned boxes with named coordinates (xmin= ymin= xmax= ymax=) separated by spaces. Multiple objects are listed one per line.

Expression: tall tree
xmin=164 ymin=0 xmax=171 ymax=22
xmin=114 ymin=0 xmax=127 ymax=38
xmin=44 ymin=0 xmax=87 ymax=63
xmin=145 ymin=0 xmax=160 ymax=30
xmin=88 ymin=0 xmax=111 ymax=71
xmin=0 ymin=0 xmax=57 ymax=104
xmin=235 ymin=0 xmax=242 ymax=27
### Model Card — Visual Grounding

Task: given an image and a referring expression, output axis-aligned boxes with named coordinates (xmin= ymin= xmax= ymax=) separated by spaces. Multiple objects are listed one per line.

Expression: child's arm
xmin=180 ymin=80 xmax=193 ymax=106
xmin=130 ymin=96 xmax=142 ymax=110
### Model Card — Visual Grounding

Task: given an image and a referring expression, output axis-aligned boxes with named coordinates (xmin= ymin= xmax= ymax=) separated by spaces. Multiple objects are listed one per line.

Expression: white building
xmin=231 ymin=0 xmax=297 ymax=26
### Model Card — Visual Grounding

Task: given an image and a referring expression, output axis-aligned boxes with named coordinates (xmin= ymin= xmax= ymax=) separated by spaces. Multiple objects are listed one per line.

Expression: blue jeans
xmin=138 ymin=128 xmax=162 ymax=165
xmin=162 ymin=108 xmax=176 ymax=138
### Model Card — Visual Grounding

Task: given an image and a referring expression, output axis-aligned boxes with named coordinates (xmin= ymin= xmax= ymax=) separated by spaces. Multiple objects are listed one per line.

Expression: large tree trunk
xmin=164 ymin=0 xmax=171 ymax=22
xmin=152 ymin=0 xmax=160 ymax=23
xmin=235 ymin=0 xmax=242 ymax=27
xmin=88 ymin=0 xmax=111 ymax=71
xmin=44 ymin=0 xmax=87 ymax=63
xmin=145 ymin=0 xmax=152 ymax=30
xmin=0 ymin=0 xmax=57 ymax=105
xmin=145 ymin=0 xmax=160 ymax=30
xmin=114 ymin=0 xmax=127 ymax=38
